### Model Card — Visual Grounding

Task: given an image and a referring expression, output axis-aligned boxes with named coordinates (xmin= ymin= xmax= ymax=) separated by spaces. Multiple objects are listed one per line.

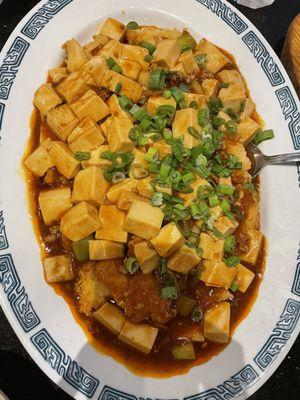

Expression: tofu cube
xmin=95 ymin=205 xmax=127 ymax=243
xmin=146 ymin=96 xmax=176 ymax=115
xmin=47 ymin=105 xmax=79 ymax=141
xmin=61 ymin=201 xmax=100 ymax=241
xmin=237 ymin=117 xmax=261 ymax=144
xmin=64 ymin=39 xmax=90 ymax=73
xmin=101 ymin=70 xmax=143 ymax=102
xmin=39 ymin=188 xmax=72 ymax=225
xmin=239 ymin=230 xmax=263 ymax=266
xmin=119 ymin=59 xmax=141 ymax=80
xmin=151 ymin=222 xmax=184 ymax=257
xmin=201 ymin=79 xmax=219 ymax=97
xmin=183 ymin=93 xmax=207 ymax=109
xmin=81 ymin=145 xmax=112 ymax=169
xmin=126 ymin=28 xmax=157 ymax=46
xmin=136 ymin=175 xmax=172 ymax=198
xmin=122 ymin=44 xmax=149 ymax=71
xmin=204 ymin=302 xmax=230 ymax=343
xmin=48 ymin=67 xmax=68 ymax=84
xmin=33 ymin=83 xmax=62 ymax=115
xmin=168 ymin=245 xmax=201 ymax=274
xmin=123 ymin=201 xmax=164 ymax=240
xmin=56 ymin=70 xmax=90 ymax=103
xmin=25 ymin=145 xmax=54 ymax=177
xmin=152 ymin=141 xmax=172 ymax=158
xmin=117 ymin=191 xmax=147 ymax=211
xmin=240 ymin=98 xmax=255 ymax=120
xmin=217 ymin=69 xmax=245 ymax=89
xmin=134 ymin=241 xmax=160 ymax=274
xmin=118 ymin=321 xmax=158 ymax=354
xmin=199 ymin=232 xmax=225 ymax=261
xmin=71 ymin=89 xmax=110 ymax=122
xmin=214 ymin=216 xmax=239 ymax=237
xmin=107 ymin=94 xmax=130 ymax=120
xmin=93 ymin=302 xmax=125 ymax=335
xmin=100 ymin=116 xmax=113 ymax=137
xmin=234 ymin=263 xmax=255 ymax=292
xmin=68 ymin=117 xmax=104 ymax=152
xmin=84 ymin=34 xmax=110 ymax=53
xmin=195 ymin=39 xmax=230 ymax=73
xmin=210 ymin=205 xmax=223 ymax=219
xmin=106 ymin=178 xmax=137 ymax=203
xmin=152 ymin=38 xmax=181 ymax=68
xmin=138 ymin=70 xmax=150 ymax=88
xmin=80 ymin=56 xmax=109 ymax=87
xmin=172 ymin=108 xmax=201 ymax=148
xmin=72 ymin=166 xmax=110 ymax=205
xmin=225 ymin=140 xmax=252 ymax=171
xmin=200 ymin=260 xmax=238 ymax=289
xmin=107 ymin=116 xmax=135 ymax=153
xmin=219 ymin=84 xmax=246 ymax=113
xmin=89 ymin=240 xmax=124 ymax=260
xmin=98 ymin=39 xmax=123 ymax=61
xmin=179 ymin=177 xmax=209 ymax=206
xmin=97 ymin=18 xmax=126 ymax=41
xmin=190 ymin=80 xmax=205 ymax=94
xmin=48 ymin=141 xmax=81 ymax=178
xmin=44 ymin=255 xmax=73 ymax=283
xmin=179 ymin=50 xmax=199 ymax=74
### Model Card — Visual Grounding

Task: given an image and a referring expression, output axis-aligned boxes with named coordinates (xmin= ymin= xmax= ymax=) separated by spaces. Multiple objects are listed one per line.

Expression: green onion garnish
xmin=144 ymin=147 xmax=159 ymax=162
xmin=182 ymin=172 xmax=195 ymax=184
xmin=171 ymin=87 xmax=184 ymax=102
xmin=179 ymin=31 xmax=197 ymax=50
xmin=148 ymin=69 xmax=166 ymax=90
xmin=220 ymin=82 xmax=230 ymax=88
xmin=195 ymin=154 xmax=208 ymax=167
xmin=125 ymin=257 xmax=140 ymax=274
xmin=179 ymin=83 xmax=189 ymax=92
xmin=144 ymin=54 xmax=153 ymax=62
xmin=161 ymin=286 xmax=178 ymax=299
xmin=181 ymin=44 xmax=192 ymax=51
xmin=141 ymin=41 xmax=156 ymax=55
xmin=119 ymin=95 xmax=133 ymax=111
xmin=72 ymin=234 xmax=93 ymax=262
xmin=224 ymin=235 xmax=235 ymax=254
xmin=115 ymin=82 xmax=122 ymax=94
xmin=163 ymin=89 xmax=172 ymax=99
xmin=129 ymin=104 xmax=149 ymax=121
xmin=220 ymin=199 xmax=230 ymax=213
xmin=189 ymin=101 xmax=199 ymax=109
xmin=151 ymin=192 xmax=164 ymax=206
xmin=112 ymin=64 xmax=122 ymax=74
xmin=224 ymin=255 xmax=240 ymax=267
xmin=127 ymin=21 xmax=139 ymax=30
xmin=197 ymin=185 xmax=213 ymax=200
xmin=225 ymin=120 xmax=237 ymax=135
xmin=230 ymin=282 xmax=239 ymax=292
xmin=74 ymin=151 xmax=90 ymax=161
xmin=208 ymin=194 xmax=219 ymax=207
xmin=159 ymin=162 xmax=171 ymax=179
xmin=194 ymin=164 xmax=211 ymax=178
xmin=198 ymin=108 xmax=210 ymax=127
xmin=188 ymin=126 xmax=201 ymax=139
xmin=195 ymin=53 xmax=207 ymax=67
xmin=253 ymin=129 xmax=275 ymax=145
xmin=191 ymin=305 xmax=203 ymax=322
xmin=208 ymin=97 xmax=223 ymax=115
xmin=106 ymin=57 xmax=116 ymax=69
xmin=130 ymin=165 xmax=149 ymax=179
xmin=111 ymin=171 xmax=126 ymax=183
xmin=218 ymin=184 xmax=235 ymax=196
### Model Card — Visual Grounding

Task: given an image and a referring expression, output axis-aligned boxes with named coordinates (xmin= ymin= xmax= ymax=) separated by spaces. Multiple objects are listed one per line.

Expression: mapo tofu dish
xmin=24 ymin=18 xmax=272 ymax=375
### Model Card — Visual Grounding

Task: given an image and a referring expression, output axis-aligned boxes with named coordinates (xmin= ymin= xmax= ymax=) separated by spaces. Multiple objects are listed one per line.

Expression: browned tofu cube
xmin=122 ymin=44 xmax=149 ymax=71
xmin=107 ymin=94 xmax=130 ymax=120
xmin=240 ymin=98 xmax=255 ymax=120
xmin=95 ymin=205 xmax=127 ymax=243
xmin=234 ymin=263 xmax=255 ymax=292
xmin=146 ymin=96 xmax=176 ymax=115
xmin=89 ymin=240 xmax=124 ymax=260
xmin=68 ymin=117 xmax=104 ymax=152
xmin=239 ymin=230 xmax=263 ymax=266
xmin=179 ymin=50 xmax=199 ymax=74
xmin=183 ymin=93 xmax=207 ymax=109
xmin=168 ymin=245 xmax=201 ymax=274
xmin=117 ymin=191 xmax=147 ymax=211
xmin=214 ymin=216 xmax=239 ymax=237
xmin=80 ymin=55 xmax=109 ymax=88
xmin=38 ymin=188 xmax=72 ymax=225
xmin=48 ymin=141 xmax=81 ymax=179
xmin=199 ymin=232 xmax=225 ymax=261
xmin=64 ymin=39 xmax=90 ymax=73
xmin=84 ymin=34 xmax=110 ymax=53
xmin=107 ymin=116 xmax=135 ymax=153
xmin=153 ymin=38 xmax=181 ymax=68
xmin=134 ymin=241 xmax=160 ymax=274
xmin=195 ymin=39 xmax=231 ymax=73
xmin=201 ymin=79 xmax=219 ymax=97
xmin=93 ymin=302 xmax=125 ymax=335
xmin=118 ymin=321 xmax=158 ymax=354
xmin=44 ymin=255 xmax=73 ymax=283
xmin=81 ymin=145 xmax=112 ymax=169
xmin=56 ymin=70 xmax=90 ymax=103
xmin=204 ymin=302 xmax=230 ymax=343
xmin=219 ymin=84 xmax=246 ymax=112
xmin=119 ymin=59 xmax=141 ymax=80
xmin=151 ymin=223 xmax=184 ymax=257
xmin=123 ymin=201 xmax=164 ymax=240
xmin=33 ymin=83 xmax=62 ymax=115
xmin=101 ymin=70 xmax=143 ymax=103
xmin=48 ymin=67 xmax=68 ymax=84
xmin=60 ymin=201 xmax=100 ymax=241
xmin=172 ymin=108 xmax=201 ymax=148
xmin=98 ymin=39 xmax=123 ymax=60
xmin=71 ymin=89 xmax=110 ymax=122
xmin=47 ymin=105 xmax=79 ymax=141
xmin=217 ymin=69 xmax=245 ymax=89
xmin=106 ymin=178 xmax=137 ymax=203
xmin=200 ymin=260 xmax=238 ymax=289
xmin=25 ymin=145 xmax=54 ymax=177
xmin=236 ymin=117 xmax=261 ymax=144
xmin=96 ymin=18 xmax=126 ymax=41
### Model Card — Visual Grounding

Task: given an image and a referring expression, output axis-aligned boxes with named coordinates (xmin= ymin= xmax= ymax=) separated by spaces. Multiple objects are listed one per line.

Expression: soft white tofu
xmin=81 ymin=145 xmax=112 ymax=169
xmin=117 ymin=191 xmax=148 ymax=211
xmin=48 ymin=141 xmax=81 ymax=179
xmin=84 ymin=34 xmax=110 ymax=53
xmin=214 ymin=216 xmax=239 ymax=237
xmin=118 ymin=321 xmax=158 ymax=354
xmin=71 ymin=89 xmax=110 ymax=122
xmin=152 ymin=141 xmax=172 ymax=158
xmin=200 ymin=260 xmax=238 ymax=289
xmin=100 ymin=116 xmax=113 ymax=137
xmin=33 ymin=83 xmax=62 ymax=115
xmin=96 ymin=17 xmax=126 ymax=41
xmin=225 ymin=140 xmax=251 ymax=171
xmin=240 ymin=98 xmax=255 ymax=120
xmin=107 ymin=116 xmax=135 ymax=153
xmin=199 ymin=232 xmax=225 ymax=261
xmin=107 ymin=94 xmax=130 ymax=120
xmin=195 ymin=39 xmax=231 ymax=73
xmin=234 ymin=263 xmax=255 ymax=292
xmin=47 ymin=105 xmax=79 ymax=141
xmin=38 ymin=188 xmax=72 ymax=225
xmin=64 ymin=39 xmax=90 ymax=73
xmin=134 ymin=241 xmax=160 ymax=274
xmin=190 ymin=80 xmax=205 ymax=94
xmin=119 ymin=59 xmax=141 ymax=80
xmin=178 ymin=50 xmax=199 ymax=74
xmin=172 ymin=108 xmax=201 ymax=148
xmin=201 ymin=79 xmax=219 ymax=97
xmin=93 ymin=302 xmax=126 ymax=334
xmin=44 ymin=255 xmax=73 ymax=283
xmin=219 ymin=84 xmax=246 ymax=113
xmin=25 ymin=145 xmax=54 ymax=177
xmin=146 ymin=96 xmax=176 ymax=115
xmin=217 ymin=69 xmax=245 ymax=89
xmin=98 ymin=39 xmax=123 ymax=61
xmin=151 ymin=223 xmax=184 ymax=257
xmin=168 ymin=245 xmax=201 ymax=274
xmin=183 ymin=93 xmax=207 ymax=109
xmin=56 ymin=70 xmax=90 ymax=103
xmin=68 ymin=117 xmax=105 ymax=152
xmin=48 ymin=67 xmax=68 ymax=84
xmin=72 ymin=166 xmax=110 ymax=205
xmin=204 ymin=302 xmax=230 ymax=343
xmin=138 ymin=70 xmax=150 ymax=88
xmin=179 ymin=177 xmax=209 ymax=206
xmin=101 ymin=70 xmax=143 ymax=102
xmin=152 ymin=38 xmax=181 ymax=68
xmin=106 ymin=178 xmax=137 ymax=203
xmin=122 ymin=44 xmax=149 ymax=71
xmin=136 ymin=175 xmax=172 ymax=199
xmin=123 ymin=200 xmax=164 ymax=240
xmin=239 ymin=230 xmax=263 ymax=266
xmin=60 ymin=201 xmax=100 ymax=241
xmin=80 ymin=55 xmax=109 ymax=87
xmin=236 ymin=117 xmax=261 ymax=144
xmin=89 ymin=240 xmax=124 ymax=260
xmin=96 ymin=205 xmax=127 ymax=243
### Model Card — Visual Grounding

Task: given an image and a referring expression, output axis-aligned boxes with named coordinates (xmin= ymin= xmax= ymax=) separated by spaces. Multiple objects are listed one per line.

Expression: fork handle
xmin=266 ymin=152 xmax=300 ymax=165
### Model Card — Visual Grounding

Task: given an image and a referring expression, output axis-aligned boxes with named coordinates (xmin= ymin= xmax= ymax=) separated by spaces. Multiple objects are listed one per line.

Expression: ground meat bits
xmin=96 ymin=260 xmax=175 ymax=324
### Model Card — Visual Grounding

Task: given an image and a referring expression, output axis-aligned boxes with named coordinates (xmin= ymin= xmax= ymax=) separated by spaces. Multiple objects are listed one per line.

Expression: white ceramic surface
xmin=0 ymin=1 xmax=299 ymax=399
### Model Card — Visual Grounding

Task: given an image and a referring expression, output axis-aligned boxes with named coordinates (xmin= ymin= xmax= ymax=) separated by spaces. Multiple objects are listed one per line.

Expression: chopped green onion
xmin=188 ymin=126 xmax=201 ymax=139
xmin=159 ymin=162 xmax=171 ymax=178
xmin=144 ymin=147 xmax=159 ymax=162
xmin=112 ymin=64 xmax=122 ymax=74
xmin=169 ymin=170 xmax=182 ymax=184
xmin=163 ymin=89 xmax=172 ymax=99
xmin=72 ymin=234 xmax=93 ymax=262
xmin=208 ymin=194 xmax=219 ymax=207
xmin=141 ymin=41 xmax=156 ymax=55
xmin=179 ymin=31 xmax=197 ymax=50
xmin=179 ymin=83 xmax=189 ymax=92
xmin=127 ymin=21 xmax=139 ymax=30
xmin=190 ymin=203 xmax=202 ymax=220
xmin=111 ymin=171 xmax=126 ymax=183
xmin=197 ymin=185 xmax=213 ymax=200
xmin=198 ymin=108 xmax=210 ymax=127
xmin=182 ymin=172 xmax=195 ymax=184
xmin=224 ymin=255 xmax=240 ymax=267
xmin=253 ymin=129 xmax=275 ymax=145
xmin=74 ymin=151 xmax=90 ymax=161
xmin=211 ymin=227 xmax=223 ymax=239
xmin=220 ymin=82 xmax=230 ymax=88
xmin=227 ymin=108 xmax=238 ymax=120
xmin=171 ymin=87 xmax=184 ymax=102
xmin=195 ymin=54 xmax=207 ymax=67
xmin=189 ymin=101 xmax=198 ymax=109
xmin=240 ymin=100 xmax=246 ymax=113
xmin=130 ymin=165 xmax=149 ymax=179
xmin=114 ymin=82 xmax=122 ymax=94
xmin=129 ymin=104 xmax=149 ymax=121
xmin=118 ymin=95 xmax=133 ymax=111
xmin=163 ymin=128 xmax=173 ymax=141
xmin=139 ymin=118 xmax=156 ymax=132
xmin=144 ymin=54 xmax=153 ymax=62
xmin=106 ymin=57 xmax=116 ymax=69
xmin=151 ymin=192 xmax=164 ymax=206
xmin=100 ymin=150 xmax=113 ymax=160
xmin=125 ymin=257 xmax=140 ymax=274
xmin=230 ymin=281 xmax=239 ymax=292
xmin=191 ymin=305 xmax=203 ymax=322
xmin=194 ymin=164 xmax=211 ymax=178
xmin=148 ymin=69 xmax=166 ymax=90
xmin=224 ymin=235 xmax=235 ymax=254
xmin=178 ymin=100 xmax=187 ymax=109
xmin=161 ymin=286 xmax=178 ymax=299
xmin=157 ymin=258 xmax=168 ymax=275
xmin=195 ymin=154 xmax=207 ymax=167
xmin=181 ymin=44 xmax=192 ymax=51
xmin=218 ymin=184 xmax=235 ymax=196
xmin=225 ymin=120 xmax=238 ymax=135
xmin=220 ymin=199 xmax=231 ymax=213
xmin=208 ymin=97 xmax=223 ymax=115
xmin=173 ymin=203 xmax=190 ymax=220
xmin=213 ymin=117 xmax=226 ymax=127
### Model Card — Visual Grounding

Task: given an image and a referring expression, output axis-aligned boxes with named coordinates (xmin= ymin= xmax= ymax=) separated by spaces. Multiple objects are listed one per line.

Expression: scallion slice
xmin=189 ymin=101 xmax=198 ymax=109
xmin=130 ymin=165 xmax=149 ymax=179
xmin=141 ymin=41 xmax=156 ymax=55
xmin=208 ymin=97 xmax=223 ymax=115
xmin=114 ymin=82 xmax=122 ymax=94
xmin=161 ymin=286 xmax=178 ymax=299
xmin=197 ymin=185 xmax=213 ymax=200
xmin=125 ymin=257 xmax=140 ymax=274
xmin=112 ymin=64 xmax=122 ymax=74
xmin=253 ymin=129 xmax=275 ymax=145
xmin=188 ymin=126 xmax=201 ymax=139
xmin=171 ymin=87 xmax=184 ymax=102
xmin=148 ymin=69 xmax=166 ymax=90
xmin=179 ymin=31 xmax=197 ymax=51
xmin=195 ymin=53 xmax=207 ymax=67
xmin=224 ymin=235 xmax=235 ymax=254
xmin=224 ymin=255 xmax=240 ymax=268
xmin=190 ymin=305 xmax=203 ymax=322
xmin=129 ymin=104 xmax=149 ymax=121
xmin=219 ymin=82 xmax=230 ymax=88
xmin=151 ymin=192 xmax=164 ymax=206
xmin=144 ymin=54 xmax=153 ymax=62
xmin=182 ymin=172 xmax=195 ymax=184
xmin=74 ymin=151 xmax=90 ymax=161
xmin=144 ymin=147 xmax=159 ymax=162
xmin=198 ymin=108 xmax=210 ymax=127
xmin=111 ymin=171 xmax=126 ymax=183
xmin=194 ymin=164 xmax=211 ymax=178
xmin=127 ymin=21 xmax=139 ymax=30
xmin=119 ymin=95 xmax=133 ymax=111
xmin=106 ymin=57 xmax=116 ymax=69
xmin=208 ymin=193 xmax=219 ymax=207
xmin=218 ymin=183 xmax=235 ymax=196
xmin=195 ymin=154 xmax=208 ymax=167
xmin=225 ymin=120 xmax=238 ymax=135
xmin=163 ymin=89 xmax=172 ymax=99
xmin=230 ymin=281 xmax=239 ymax=292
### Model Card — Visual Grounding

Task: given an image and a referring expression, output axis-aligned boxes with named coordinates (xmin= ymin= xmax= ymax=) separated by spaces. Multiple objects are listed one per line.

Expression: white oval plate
xmin=0 ymin=0 xmax=299 ymax=399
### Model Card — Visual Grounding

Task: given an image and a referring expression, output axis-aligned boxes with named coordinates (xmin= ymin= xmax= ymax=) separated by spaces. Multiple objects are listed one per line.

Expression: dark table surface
xmin=0 ymin=0 xmax=299 ymax=399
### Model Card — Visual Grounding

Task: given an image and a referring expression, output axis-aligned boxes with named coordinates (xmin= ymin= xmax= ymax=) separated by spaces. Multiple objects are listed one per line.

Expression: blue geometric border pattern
xmin=0 ymin=211 xmax=8 ymax=251
xmin=275 ymin=86 xmax=300 ymax=150
xmin=0 ymin=253 xmax=40 ymax=332
xmin=0 ymin=102 xmax=4 ymax=130
xmin=31 ymin=329 xmax=99 ymax=398
xmin=292 ymin=250 xmax=300 ymax=296
xmin=254 ymin=299 xmax=300 ymax=371
xmin=21 ymin=0 xmax=73 ymax=39
xmin=242 ymin=31 xmax=285 ymax=87
xmin=98 ymin=386 xmax=138 ymax=400
xmin=184 ymin=364 xmax=259 ymax=400
xmin=0 ymin=36 xmax=30 ymax=100
xmin=196 ymin=0 xmax=248 ymax=34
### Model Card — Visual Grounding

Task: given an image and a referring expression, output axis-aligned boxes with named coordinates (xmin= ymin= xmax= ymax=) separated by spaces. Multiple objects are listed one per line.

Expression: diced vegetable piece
xmin=134 ymin=241 xmax=160 ymax=274
xmin=234 ymin=263 xmax=255 ymax=292
xmin=200 ymin=260 xmax=238 ymax=289
xmin=199 ymin=232 xmax=225 ymax=261
xmin=73 ymin=235 xmax=93 ymax=261
xmin=25 ymin=145 xmax=54 ymax=177
xmin=68 ymin=117 xmax=105 ymax=152
xmin=89 ymin=240 xmax=124 ymax=260
xmin=107 ymin=116 xmax=135 ymax=153
xmin=122 ymin=44 xmax=149 ymax=70
xmin=201 ymin=79 xmax=219 ymax=97
xmin=64 ymin=39 xmax=90 ymax=73
xmin=172 ymin=342 xmax=195 ymax=360
xmin=38 ymin=188 xmax=72 ymax=225
xmin=48 ymin=141 xmax=81 ymax=179
xmin=72 ymin=166 xmax=110 ymax=205
xmin=47 ymin=105 xmax=79 ymax=141
xmin=195 ymin=39 xmax=230 ymax=73
xmin=44 ymin=255 xmax=73 ymax=283
xmin=177 ymin=295 xmax=196 ymax=317
xmin=172 ymin=108 xmax=201 ymax=148
xmin=214 ymin=216 xmax=239 ymax=238
xmin=151 ymin=222 xmax=184 ymax=257
xmin=106 ymin=178 xmax=137 ymax=203
xmin=178 ymin=50 xmax=199 ymax=74
xmin=33 ymin=83 xmax=62 ymax=115
xmin=56 ymin=70 xmax=90 ymax=103
xmin=96 ymin=17 xmax=126 ymax=41
xmin=123 ymin=200 xmax=164 ymax=240
xmin=168 ymin=245 xmax=201 ymax=274
xmin=118 ymin=321 xmax=158 ymax=354
xmin=152 ymin=38 xmax=181 ymax=68
xmin=147 ymin=96 xmax=176 ymax=115
xmin=239 ymin=230 xmax=263 ymax=266
xmin=204 ymin=302 xmax=230 ymax=343
xmin=61 ymin=201 xmax=100 ymax=241
xmin=93 ymin=302 xmax=126 ymax=335
xmin=71 ymin=89 xmax=110 ymax=122
xmin=96 ymin=205 xmax=127 ymax=243
xmin=48 ymin=67 xmax=68 ymax=84
xmin=101 ymin=70 xmax=143 ymax=102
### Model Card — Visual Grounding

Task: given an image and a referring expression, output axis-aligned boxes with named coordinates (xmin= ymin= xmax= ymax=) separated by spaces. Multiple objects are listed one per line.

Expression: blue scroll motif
xmin=0 ymin=211 xmax=8 ymax=250
xmin=0 ymin=253 xmax=40 ymax=332
xmin=31 ymin=329 xmax=99 ymax=398
xmin=21 ymin=0 xmax=73 ymax=40
xmin=292 ymin=249 xmax=300 ymax=296
xmin=0 ymin=102 xmax=4 ymax=130
xmin=99 ymin=386 xmax=138 ymax=400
